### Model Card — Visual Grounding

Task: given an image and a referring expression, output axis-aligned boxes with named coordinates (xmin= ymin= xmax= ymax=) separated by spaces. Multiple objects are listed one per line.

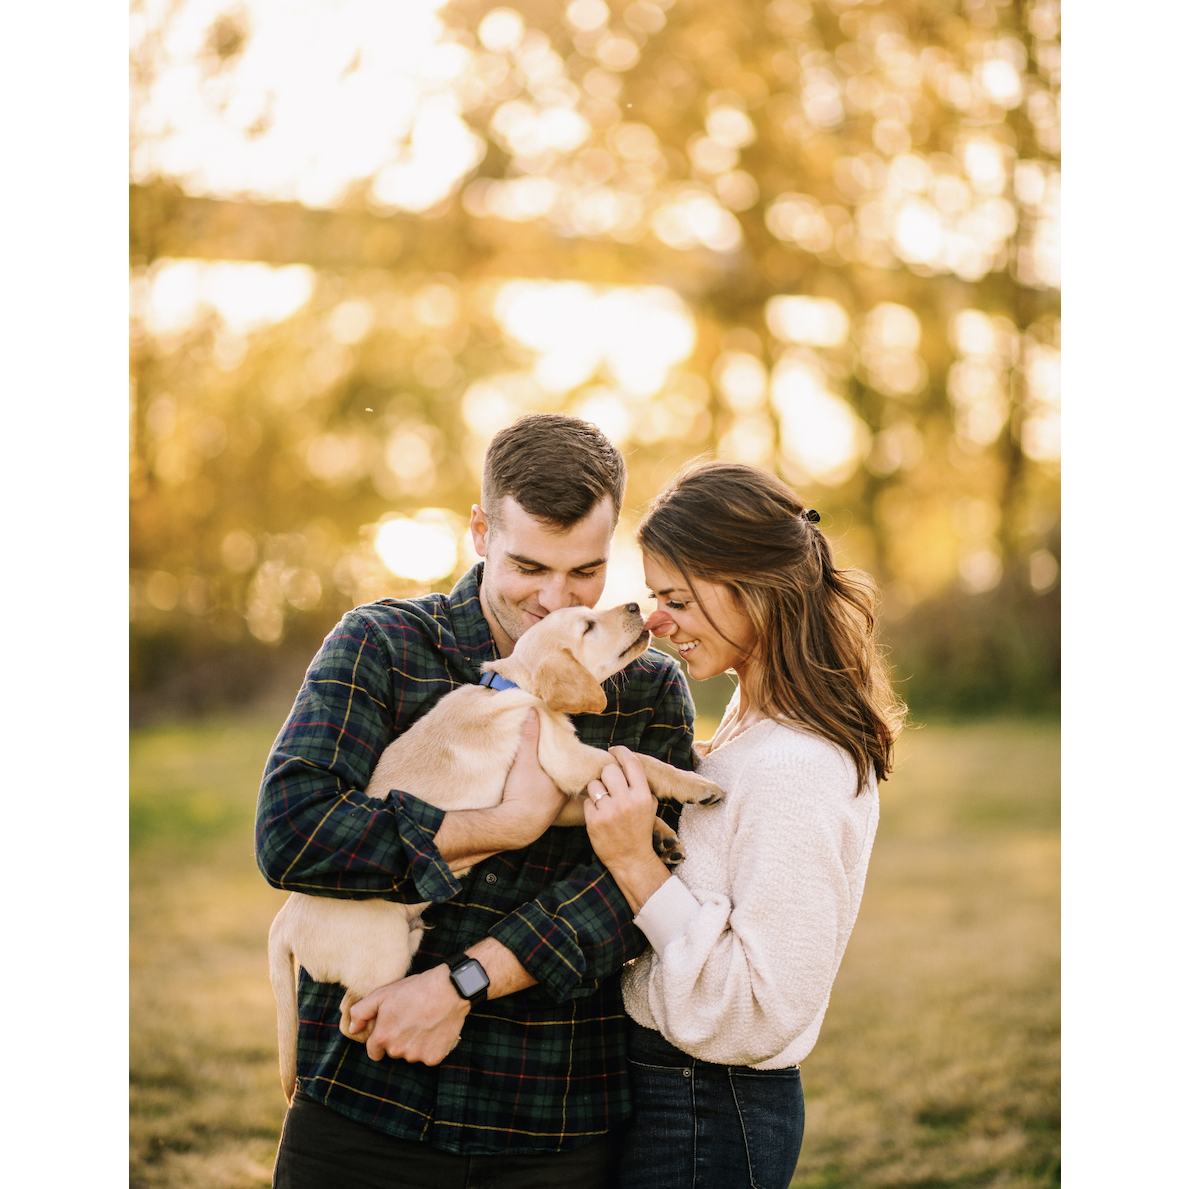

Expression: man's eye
xmin=574 ymin=569 xmax=600 ymax=580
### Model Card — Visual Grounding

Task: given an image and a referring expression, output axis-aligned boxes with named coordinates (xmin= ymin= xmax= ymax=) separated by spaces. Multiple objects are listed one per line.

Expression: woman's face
xmin=643 ymin=553 xmax=758 ymax=682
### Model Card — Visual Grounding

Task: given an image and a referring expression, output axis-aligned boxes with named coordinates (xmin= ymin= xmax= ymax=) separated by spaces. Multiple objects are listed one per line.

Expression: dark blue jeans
xmin=617 ymin=1020 xmax=805 ymax=1189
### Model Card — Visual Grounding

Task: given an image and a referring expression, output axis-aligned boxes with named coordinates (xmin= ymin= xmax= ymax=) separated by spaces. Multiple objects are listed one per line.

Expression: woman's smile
xmin=642 ymin=553 xmax=756 ymax=683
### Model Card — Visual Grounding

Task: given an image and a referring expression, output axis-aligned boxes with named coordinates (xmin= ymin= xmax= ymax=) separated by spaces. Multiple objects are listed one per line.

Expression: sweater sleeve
xmin=642 ymin=734 xmax=875 ymax=1066
xmin=634 ymin=875 xmax=702 ymax=952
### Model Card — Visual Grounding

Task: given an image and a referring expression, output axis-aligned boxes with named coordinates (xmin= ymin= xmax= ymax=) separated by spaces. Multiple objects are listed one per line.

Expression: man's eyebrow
xmin=507 ymin=552 xmax=608 ymax=572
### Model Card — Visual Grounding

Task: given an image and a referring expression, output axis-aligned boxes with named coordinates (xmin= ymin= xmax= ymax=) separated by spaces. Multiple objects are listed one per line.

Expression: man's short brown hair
xmin=482 ymin=413 xmax=627 ymax=531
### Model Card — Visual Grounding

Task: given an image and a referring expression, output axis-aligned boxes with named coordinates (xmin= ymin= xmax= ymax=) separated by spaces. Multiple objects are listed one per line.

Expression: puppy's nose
xmin=625 ymin=602 xmax=639 ymax=615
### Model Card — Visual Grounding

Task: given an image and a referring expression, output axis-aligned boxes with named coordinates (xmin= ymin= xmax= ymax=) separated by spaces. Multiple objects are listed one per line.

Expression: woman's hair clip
xmin=803 ymin=509 xmax=821 ymax=524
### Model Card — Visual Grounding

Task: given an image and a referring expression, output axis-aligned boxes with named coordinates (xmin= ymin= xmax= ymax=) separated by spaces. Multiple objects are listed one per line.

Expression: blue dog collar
xmin=479 ymin=670 xmax=520 ymax=692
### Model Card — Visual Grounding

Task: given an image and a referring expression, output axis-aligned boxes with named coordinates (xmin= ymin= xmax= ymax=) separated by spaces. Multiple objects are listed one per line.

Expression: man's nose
xmin=537 ymin=574 xmax=573 ymax=612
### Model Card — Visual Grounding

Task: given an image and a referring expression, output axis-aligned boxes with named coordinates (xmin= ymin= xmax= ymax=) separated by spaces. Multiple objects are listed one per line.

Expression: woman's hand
xmin=584 ymin=747 xmax=672 ymax=913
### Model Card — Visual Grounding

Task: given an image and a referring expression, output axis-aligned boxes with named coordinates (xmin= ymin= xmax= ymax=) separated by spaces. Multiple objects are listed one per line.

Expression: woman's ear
xmin=533 ymin=649 xmax=608 ymax=715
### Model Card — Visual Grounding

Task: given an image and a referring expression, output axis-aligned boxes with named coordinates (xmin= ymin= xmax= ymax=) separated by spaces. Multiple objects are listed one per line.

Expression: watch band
xmin=444 ymin=950 xmax=489 ymax=1004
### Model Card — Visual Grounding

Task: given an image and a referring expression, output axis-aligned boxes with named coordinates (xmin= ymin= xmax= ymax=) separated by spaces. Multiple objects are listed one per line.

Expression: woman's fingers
xmin=598 ymin=760 xmax=631 ymax=796
xmin=585 ymin=755 xmax=666 ymax=873
xmin=607 ymin=747 xmax=651 ymax=796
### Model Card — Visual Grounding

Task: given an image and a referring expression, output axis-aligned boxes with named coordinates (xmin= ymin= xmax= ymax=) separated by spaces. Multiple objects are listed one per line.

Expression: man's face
xmin=471 ymin=495 xmax=616 ymax=657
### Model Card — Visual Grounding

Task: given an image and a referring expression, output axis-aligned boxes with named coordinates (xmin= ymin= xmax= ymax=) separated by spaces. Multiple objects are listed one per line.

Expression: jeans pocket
xmin=727 ymin=1068 xmax=805 ymax=1189
xmin=620 ymin=1059 xmax=697 ymax=1189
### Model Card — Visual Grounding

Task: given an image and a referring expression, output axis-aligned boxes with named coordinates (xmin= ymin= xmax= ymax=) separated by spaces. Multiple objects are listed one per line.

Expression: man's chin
xmin=492 ymin=603 xmax=545 ymax=646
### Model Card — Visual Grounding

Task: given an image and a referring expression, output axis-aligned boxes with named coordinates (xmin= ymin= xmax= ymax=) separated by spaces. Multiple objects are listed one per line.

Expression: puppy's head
xmin=482 ymin=604 xmax=649 ymax=715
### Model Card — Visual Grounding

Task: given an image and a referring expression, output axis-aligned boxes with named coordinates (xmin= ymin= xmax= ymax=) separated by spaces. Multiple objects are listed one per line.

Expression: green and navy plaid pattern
xmin=256 ymin=564 xmax=695 ymax=1155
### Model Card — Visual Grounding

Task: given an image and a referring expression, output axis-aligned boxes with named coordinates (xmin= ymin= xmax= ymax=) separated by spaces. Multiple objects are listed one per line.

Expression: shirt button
xmin=485 ymin=872 xmax=498 ymax=885
xmin=682 ymin=1069 xmax=692 ymax=1078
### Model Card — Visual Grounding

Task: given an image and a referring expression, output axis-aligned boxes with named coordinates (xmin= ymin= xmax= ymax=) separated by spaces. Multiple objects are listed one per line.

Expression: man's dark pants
xmin=274 ymin=1092 xmax=620 ymax=1189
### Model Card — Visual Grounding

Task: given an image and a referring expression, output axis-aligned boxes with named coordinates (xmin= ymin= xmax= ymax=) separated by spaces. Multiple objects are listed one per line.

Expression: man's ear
xmin=470 ymin=503 xmax=490 ymax=558
xmin=533 ymin=649 xmax=608 ymax=715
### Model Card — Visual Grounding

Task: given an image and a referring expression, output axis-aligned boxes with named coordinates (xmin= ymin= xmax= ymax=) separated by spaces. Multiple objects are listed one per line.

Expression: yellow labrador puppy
xmin=268 ymin=602 xmax=721 ymax=1103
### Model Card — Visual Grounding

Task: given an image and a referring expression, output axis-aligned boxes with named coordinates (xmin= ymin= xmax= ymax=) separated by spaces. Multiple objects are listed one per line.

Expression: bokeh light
xmin=771 ymin=353 xmax=869 ymax=484
xmin=130 ymin=0 xmax=1059 ymax=707
xmin=767 ymin=296 xmax=851 ymax=348
xmin=131 ymin=0 xmax=483 ymax=211
xmin=135 ymin=258 xmax=314 ymax=338
xmin=374 ymin=511 xmax=459 ymax=582
xmin=714 ymin=351 xmax=769 ymax=412
xmin=493 ymin=280 xmax=695 ymax=396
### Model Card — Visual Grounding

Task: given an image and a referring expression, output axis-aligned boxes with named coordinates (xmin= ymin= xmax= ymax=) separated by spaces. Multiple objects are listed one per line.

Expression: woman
xmin=583 ymin=460 xmax=905 ymax=1189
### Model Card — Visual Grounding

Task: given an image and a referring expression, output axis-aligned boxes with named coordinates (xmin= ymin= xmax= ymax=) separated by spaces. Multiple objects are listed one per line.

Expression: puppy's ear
xmin=534 ymin=649 xmax=607 ymax=715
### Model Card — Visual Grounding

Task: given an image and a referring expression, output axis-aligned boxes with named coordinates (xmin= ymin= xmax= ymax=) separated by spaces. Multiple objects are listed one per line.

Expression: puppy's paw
xmin=652 ymin=826 xmax=685 ymax=871
xmin=340 ymin=1017 xmax=374 ymax=1044
xmin=693 ymin=778 xmax=725 ymax=805
xmin=339 ymin=998 xmax=374 ymax=1044
xmin=661 ymin=773 xmax=725 ymax=805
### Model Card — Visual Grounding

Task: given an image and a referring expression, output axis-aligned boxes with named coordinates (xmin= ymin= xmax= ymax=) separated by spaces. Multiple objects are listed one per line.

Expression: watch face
xmin=452 ymin=959 xmax=489 ymax=999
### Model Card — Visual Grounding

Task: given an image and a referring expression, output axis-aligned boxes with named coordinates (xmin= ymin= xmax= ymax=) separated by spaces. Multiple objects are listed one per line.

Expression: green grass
xmin=129 ymin=716 xmax=1059 ymax=1188
xmin=793 ymin=720 xmax=1060 ymax=1189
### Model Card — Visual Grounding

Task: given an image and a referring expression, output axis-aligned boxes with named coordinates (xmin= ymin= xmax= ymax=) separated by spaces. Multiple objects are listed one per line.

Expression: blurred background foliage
xmin=129 ymin=0 xmax=1059 ymax=724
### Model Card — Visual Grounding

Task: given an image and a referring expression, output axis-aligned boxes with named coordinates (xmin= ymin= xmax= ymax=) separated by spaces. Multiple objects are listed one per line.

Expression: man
xmin=256 ymin=413 xmax=696 ymax=1188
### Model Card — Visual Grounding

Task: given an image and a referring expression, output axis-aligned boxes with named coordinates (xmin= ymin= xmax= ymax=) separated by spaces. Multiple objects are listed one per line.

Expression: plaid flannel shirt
xmin=255 ymin=563 xmax=695 ymax=1155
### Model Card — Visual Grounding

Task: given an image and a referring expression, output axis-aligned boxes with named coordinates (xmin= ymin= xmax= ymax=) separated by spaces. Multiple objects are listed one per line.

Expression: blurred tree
xmin=129 ymin=0 xmax=1059 ymax=720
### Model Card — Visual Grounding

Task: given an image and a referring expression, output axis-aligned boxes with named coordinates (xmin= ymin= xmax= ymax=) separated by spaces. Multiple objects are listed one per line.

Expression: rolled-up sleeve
xmin=488 ymin=859 xmax=644 ymax=1000
xmin=254 ymin=611 xmax=459 ymax=902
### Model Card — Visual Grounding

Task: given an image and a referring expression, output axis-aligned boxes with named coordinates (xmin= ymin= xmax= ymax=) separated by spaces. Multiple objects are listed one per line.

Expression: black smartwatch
xmin=445 ymin=951 xmax=490 ymax=1004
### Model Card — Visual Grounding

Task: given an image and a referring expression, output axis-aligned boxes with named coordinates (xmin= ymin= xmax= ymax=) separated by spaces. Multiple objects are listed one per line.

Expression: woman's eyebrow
xmin=649 ymin=586 xmax=691 ymax=597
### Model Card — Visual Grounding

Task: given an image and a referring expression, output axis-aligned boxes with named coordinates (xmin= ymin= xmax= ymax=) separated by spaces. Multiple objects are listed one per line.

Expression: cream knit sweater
xmin=620 ymin=695 xmax=879 ymax=1070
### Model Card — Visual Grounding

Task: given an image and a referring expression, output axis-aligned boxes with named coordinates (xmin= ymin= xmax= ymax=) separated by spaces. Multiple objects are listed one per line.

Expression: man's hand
xmin=348 ymin=938 xmax=539 ymax=1065
xmin=434 ymin=710 xmax=567 ymax=866
xmin=349 ymin=963 xmax=470 ymax=1066
xmin=489 ymin=708 xmax=569 ymax=843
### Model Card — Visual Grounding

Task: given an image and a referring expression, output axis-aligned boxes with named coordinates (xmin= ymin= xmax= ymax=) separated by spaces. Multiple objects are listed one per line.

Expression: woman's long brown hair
xmin=637 ymin=459 xmax=906 ymax=794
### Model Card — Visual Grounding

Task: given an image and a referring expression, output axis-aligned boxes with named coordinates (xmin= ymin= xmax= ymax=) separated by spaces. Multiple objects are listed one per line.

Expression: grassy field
xmin=130 ymin=715 xmax=1059 ymax=1189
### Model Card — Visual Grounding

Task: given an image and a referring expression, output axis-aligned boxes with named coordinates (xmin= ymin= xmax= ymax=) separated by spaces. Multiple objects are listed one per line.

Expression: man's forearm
xmin=465 ymin=935 xmax=538 ymax=998
xmin=433 ymin=807 xmax=532 ymax=870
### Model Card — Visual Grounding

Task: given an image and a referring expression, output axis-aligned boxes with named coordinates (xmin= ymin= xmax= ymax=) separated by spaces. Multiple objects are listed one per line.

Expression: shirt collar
xmin=446 ymin=562 xmax=501 ymax=668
